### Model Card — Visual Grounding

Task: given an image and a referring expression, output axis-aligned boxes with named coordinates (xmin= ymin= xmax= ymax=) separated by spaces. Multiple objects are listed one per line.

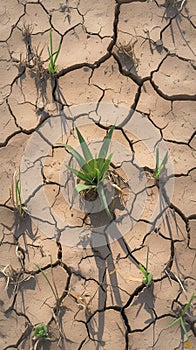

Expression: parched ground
xmin=0 ymin=1 xmax=196 ymax=349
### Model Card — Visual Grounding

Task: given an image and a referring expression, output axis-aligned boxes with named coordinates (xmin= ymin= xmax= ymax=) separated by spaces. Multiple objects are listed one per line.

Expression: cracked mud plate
xmin=0 ymin=0 xmax=195 ymax=349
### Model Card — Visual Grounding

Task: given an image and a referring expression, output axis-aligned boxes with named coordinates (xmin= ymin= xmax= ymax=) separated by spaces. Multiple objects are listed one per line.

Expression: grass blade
xmin=181 ymin=293 xmax=195 ymax=316
xmin=99 ymin=153 xmax=113 ymax=180
xmin=180 ymin=317 xmax=189 ymax=340
xmin=48 ymin=29 xmax=61 ymax=74
xmin=75 ymin=183 xmax=96 ymax=193
xmin=146 ymin=247 xmax=149 ymax=274
xmin=66 ymin=165 xmax=92 ymax=183
xmin=97 ymin=183 xmax=112 ymax=219
xmin=155 ymin=147 xmax=159 ymax=174
xmin=98 ymin=126 xmax=115 ymax=160
xmin=63 ymin=144 xmax=88 ymax=170
xmin=36 ymin=264 xmax=57 ymax=301
xmin=53 ymin=44 xmax=61 ymax=65
xmin=154 ymin=149 xmax=168 ymax=179
xmin=167 ymin=294 xmax=194 ymax=339
xmin=15 ymin=176 xmax=23 ymax=216
xmin=50 ymin=256 xmax=58 ymax=300
xmin=159 ymin=150 xmax=168 ymax=173
xmin=64 ymin=143 xmax=93 ymax=174
xmin=86 ymin=158 xmax=98 ymax=176
xmin=49 ymin=30 xmax=53 ymax=61
xmin=95 ymin=167 xmax=100 ymax=184
xmin=49 ymin=30 xmax=54 ymax=69
xmin=168 ymin=318 xmax=180 ymax=328
xmin=139 ymin=263 xmax=147 ymax=279
xmin=76 ymin=127 xmax=93 ymax=162
xmin=147 ymin=273 xmax=153 ymax=285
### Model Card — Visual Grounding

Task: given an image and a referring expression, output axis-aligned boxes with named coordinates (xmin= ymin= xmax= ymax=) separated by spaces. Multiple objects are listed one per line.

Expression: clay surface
xmin=0 ymin=1 xmax=195 ymax=349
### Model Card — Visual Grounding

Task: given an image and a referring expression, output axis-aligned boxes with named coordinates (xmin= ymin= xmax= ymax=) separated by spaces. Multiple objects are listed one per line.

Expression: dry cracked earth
xmin=0 ymin=0 xmax=196 ymax=349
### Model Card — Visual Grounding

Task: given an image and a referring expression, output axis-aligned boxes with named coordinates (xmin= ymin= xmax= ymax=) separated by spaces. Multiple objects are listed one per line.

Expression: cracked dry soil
xmin=0 ymin=0 xmax=196 ymax=349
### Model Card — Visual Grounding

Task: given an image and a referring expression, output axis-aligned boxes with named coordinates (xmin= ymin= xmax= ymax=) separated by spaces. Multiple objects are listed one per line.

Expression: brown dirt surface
xmin=0 ymin=1 xmax=195 ymax=350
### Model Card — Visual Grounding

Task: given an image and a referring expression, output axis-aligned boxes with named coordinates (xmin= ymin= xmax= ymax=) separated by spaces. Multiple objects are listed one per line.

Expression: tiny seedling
xmin=15 ymin=173 xmax=23 ymax=216
xmin=11 ymin=169 xmax=23 ymax=216
xmin=63 ymin=126 xmax=115 ymax=218
xmin=48 ymin=29 xmax=61 ymax=75
xmin=33 ymin=323 xmax=49 ymax=340
xmin=154 ymin=147 xmax=168 ymax=180
xmin=168 ymin=293 xmax=195 ymax=341
xmin=139 ymin=247 xmax=153 ymax=286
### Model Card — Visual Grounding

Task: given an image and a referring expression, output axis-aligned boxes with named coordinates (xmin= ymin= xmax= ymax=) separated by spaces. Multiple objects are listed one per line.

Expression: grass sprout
xmin=63 ymin=126 xmax=115 ymax=218
xmin=154 ymin=148 xmax=168 ymax=180
xmin=139 ymin=247 xmax=153 ymax=286
xmin=48 ymin=29 xmax=61 ymax=75
xmin=11 ymin=169 xmax=23 ymax=216
xmin=33 ymin=323 xmax=49 ymax=340
xmin=168 ymin=293 xmax=195 ymax=341
xmin=16 ymin=176 xmax=23 ymax=216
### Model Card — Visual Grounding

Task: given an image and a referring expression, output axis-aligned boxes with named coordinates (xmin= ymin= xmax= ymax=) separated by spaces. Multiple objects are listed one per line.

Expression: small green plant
xmin=33 ymin=322 xmax=49 ymax=340
xmin=154 ymin=147 xmax=168 ymax=180
xmin=139 ymin=247 xmax=153 ymax=286
xmin=63 ymin=126 xmax=115 ymax=218
xmin=168 ymin=293 xmax=195 ymax=341
xmin=48 ymin=29 xmax=61 ymax=75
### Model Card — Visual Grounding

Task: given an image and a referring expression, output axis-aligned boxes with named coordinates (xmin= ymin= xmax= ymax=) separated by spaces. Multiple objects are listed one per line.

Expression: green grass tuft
xmin=48 ymin=29 xmax=61 ymax=75
xmin=139 ymin=247 xmax=153 ymax=286
xmin=168 ymin=293 xmax=195 ymax=341
xmin=63 ymin=126 xmax=115 ymax=218
xmin=154 ymin=148 xmax=168 ymax=180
